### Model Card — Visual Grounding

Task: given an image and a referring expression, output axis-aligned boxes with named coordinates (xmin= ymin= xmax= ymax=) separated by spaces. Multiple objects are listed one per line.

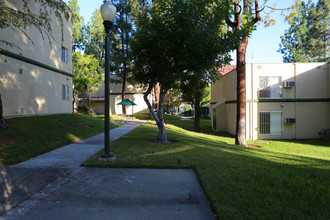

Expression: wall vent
xmin=285 ymin=118 xmax=296 ymax=124
xmin=284 ymin=81 xmax=295 ymax=88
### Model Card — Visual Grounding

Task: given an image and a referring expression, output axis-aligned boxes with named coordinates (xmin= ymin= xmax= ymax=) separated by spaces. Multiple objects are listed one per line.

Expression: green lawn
xmin=0 ymin=114 xmax=120 ymax=165
xmin=84 ymin=119 xmax=330 ymax=219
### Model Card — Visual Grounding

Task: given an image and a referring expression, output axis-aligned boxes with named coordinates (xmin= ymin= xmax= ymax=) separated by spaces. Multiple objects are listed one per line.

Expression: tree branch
xmin=252 ymin=0 xmax=261 ymax=24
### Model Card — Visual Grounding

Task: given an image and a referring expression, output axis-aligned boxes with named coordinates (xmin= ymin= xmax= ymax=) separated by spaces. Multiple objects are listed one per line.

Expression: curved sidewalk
xmin=14 ymin=120 xmax=146 ymax=169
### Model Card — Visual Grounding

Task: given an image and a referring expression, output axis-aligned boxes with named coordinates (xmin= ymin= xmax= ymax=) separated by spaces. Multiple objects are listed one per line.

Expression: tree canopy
xmin=131 ymin=0 xmax=240 ymax=142
xmin=278 ymin=0 xmax=330 ymax=62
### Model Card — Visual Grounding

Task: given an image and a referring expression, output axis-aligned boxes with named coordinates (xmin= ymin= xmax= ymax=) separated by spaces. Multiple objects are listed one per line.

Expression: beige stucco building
xmin=0 ymin=0 xmax=72 ymax=118
xmin=81 ymin=76 xmax=152 ymax=115
xmin=211 ymin=63 xmax=330 ymax=140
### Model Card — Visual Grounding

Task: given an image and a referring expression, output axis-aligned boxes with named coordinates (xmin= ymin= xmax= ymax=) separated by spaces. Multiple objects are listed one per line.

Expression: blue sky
xmin=76 ymin=0 xmax=316 ymax=64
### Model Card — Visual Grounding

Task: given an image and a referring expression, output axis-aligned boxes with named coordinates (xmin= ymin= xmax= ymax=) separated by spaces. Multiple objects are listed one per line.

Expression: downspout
xmin=294 ymin=63 xmax=297 ymax=139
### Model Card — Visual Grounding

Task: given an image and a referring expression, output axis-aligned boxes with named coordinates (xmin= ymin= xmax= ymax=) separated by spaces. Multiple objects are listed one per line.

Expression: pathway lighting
xmin=100 ymin=0 xmax=116 ymax=159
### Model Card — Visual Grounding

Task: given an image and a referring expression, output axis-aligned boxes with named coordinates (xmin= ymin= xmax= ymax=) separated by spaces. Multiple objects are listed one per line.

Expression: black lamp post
xmin=100 ymin=1 xmax=116 ymax=159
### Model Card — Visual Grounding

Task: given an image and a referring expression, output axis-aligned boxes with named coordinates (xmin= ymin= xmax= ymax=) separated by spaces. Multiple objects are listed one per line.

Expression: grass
xmin=0 ymin=114 xmax=121 ymax=165
xmin=134 ymin=113 xmax=233 ymax=137
xmin=83 ymin=119 xmax=330 ymax=219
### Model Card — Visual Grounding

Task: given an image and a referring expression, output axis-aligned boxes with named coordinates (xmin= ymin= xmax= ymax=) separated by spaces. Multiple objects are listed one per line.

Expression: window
xmin=61 ymin=47 xmax=68 ymax=63
xmin=62 ymin=85 xmax=69 ymax=100
xmin=259 ymin=76 xmax=282 ymax=98
xmin=260 ymin=111 xmax=282 ymax=135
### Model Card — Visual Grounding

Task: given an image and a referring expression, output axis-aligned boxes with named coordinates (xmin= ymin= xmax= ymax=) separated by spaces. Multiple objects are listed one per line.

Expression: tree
xmin=72 ymin=52 xmax=104 ymax=110
xmin=181 ymin=78 xmax=210 ymax=132
xmin=112 ymin=0 xmax=134 ymax=114
xmin=278 ymin=0 xmax=330 ymax=62
xmin=84 ymin=9 xmax=106 ymax=71
xmin=225 ymin=1 xmax=295 ymax=146
xmin=67 ymin=0 xmax=85 ymax=52
xmin=67 ymin=0 xmax=103 ymax=112
xmin=131 ymin=0 xmax=238 ymax=142
xmin=225 ymin=0 xmax=264 ymax=147
xmin=0 ymin=0 xmax=70 ymax=129
xmin=164 ymin=89 xmax=181 ymax=115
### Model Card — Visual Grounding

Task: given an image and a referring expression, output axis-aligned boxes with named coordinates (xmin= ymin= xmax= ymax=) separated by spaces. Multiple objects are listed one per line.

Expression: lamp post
xmin=100 ymin=1 xmax=116 ymax=159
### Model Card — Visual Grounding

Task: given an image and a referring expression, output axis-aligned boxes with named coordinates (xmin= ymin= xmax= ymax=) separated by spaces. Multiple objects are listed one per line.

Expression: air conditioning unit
xmin=285 ymin=118 xmax=296 ymax=124
xmin=284 ymin=81 xmax=295 ymax=88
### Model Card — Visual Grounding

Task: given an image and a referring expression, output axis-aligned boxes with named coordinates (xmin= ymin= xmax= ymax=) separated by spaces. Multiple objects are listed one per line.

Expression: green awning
xmin=116 ymin=99 xmax=137 ymax=106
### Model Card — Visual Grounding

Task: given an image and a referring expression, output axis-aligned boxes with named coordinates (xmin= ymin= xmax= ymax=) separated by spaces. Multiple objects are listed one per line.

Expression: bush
xmin=184 ymin=105 xmax=192 ymax=112
xmin=200 ymin=107 xmax=209 ymax=117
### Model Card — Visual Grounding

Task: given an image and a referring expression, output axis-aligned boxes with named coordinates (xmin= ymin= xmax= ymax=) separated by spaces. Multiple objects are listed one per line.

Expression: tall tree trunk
xmin=226 ymin=0 xmax=260 ymax=147
xmin=194 ymin=90 xmax=201 ymax=132
xmin=122 ymin=74 xmax=126 ymax=114
xmin=235 ymin=36 xmax=248 ymax=147
xmin=0 ymin=94 xmax=8 ymax=130
xmin=143 ymin=84 xmax=168 ymax=143
xmin=157 ymin=86 xmax=167 ymax=142
xmin=121 ymin=8 xmax=127 ymax=115
xmin=154 ymin=84 xmax=159 ymax=111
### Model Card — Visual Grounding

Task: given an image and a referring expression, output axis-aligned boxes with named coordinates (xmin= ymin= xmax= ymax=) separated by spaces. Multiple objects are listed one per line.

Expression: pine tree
xmin=278 ymin=0 xmax=330 ymax=62
xmin=84 ymin=10 xmax=107 ymax=71
xmin=112 ymin=0 xmax=134 ymax=114
xmin=67 ymin=0 xmax=85 ymax=52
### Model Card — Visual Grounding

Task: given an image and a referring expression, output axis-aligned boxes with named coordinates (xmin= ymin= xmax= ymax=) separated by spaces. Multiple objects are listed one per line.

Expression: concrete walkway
xmin=15 ymin=120 xmax=145 ymax=169
xmin=0 ymin=120 xmax=216 ymax=220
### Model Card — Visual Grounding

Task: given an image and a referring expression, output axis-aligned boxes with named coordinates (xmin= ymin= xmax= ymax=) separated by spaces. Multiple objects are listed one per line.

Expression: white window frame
xmin=259 ymin=76 xmax=282 ymax=99
xmin=61 ymin=47 xmax=68 ymax=63
xmin=62 ymin=85 xmax=69 ymax=100
xmin=259 ymin=111 xmax=282 ymax=135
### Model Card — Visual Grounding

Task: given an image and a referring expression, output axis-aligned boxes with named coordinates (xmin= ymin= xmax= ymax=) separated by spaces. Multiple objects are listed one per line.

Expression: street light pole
xmin=100 ymin=1 xmax=116 ymax=159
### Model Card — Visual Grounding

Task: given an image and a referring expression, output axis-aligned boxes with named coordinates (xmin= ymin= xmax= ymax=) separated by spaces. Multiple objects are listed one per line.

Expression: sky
xmin=77 ymin=0 xmax=317 ymax=64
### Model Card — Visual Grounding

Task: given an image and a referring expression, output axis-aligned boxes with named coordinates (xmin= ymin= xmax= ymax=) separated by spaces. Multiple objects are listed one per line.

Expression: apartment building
xmin=0 ymin=0 xmax=72 ymax=118
xmin=211 ymin=63 xmax=330 ymax=140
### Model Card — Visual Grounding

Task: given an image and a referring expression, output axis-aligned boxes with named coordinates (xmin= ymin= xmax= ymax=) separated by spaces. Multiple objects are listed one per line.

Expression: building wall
xmin=0 ymin=0 xmax=72 ymax=117
xmin=89 ymin=78 xmax=151 ymax=115
xmin=211 ymin=69 xmax=237 ymax=134
xmin=211 ymin=63 xmax=330 ymax=140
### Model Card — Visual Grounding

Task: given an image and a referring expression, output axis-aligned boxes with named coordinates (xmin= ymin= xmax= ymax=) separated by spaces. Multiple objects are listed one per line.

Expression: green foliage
xmin=164 ymin=89 xmax=182 ymax=114
xmin=279 ymin=0 xmax=330 ymax=62
xmin=111 ymin=0 xmax=134 ymax=78
xmin=72 ymin=52 xmax=104 ymax=98
xmin=84 ymin=9 xmax=106 ymax=71
xmin=201 ymin=86 xmax=211 ymax=106
xmin=184 ymin=105 xmax=192 ymax=112
xmin=199 ymin=106 xmax=209 ymax=117
xmin=67 ymin=0 xmax=85 ymax=51
xmin=66 ymin=1 xmax=104 ymax=101
xmin=131 ymin=0 xmax=236 ymax=91
xmin=131 ymin=0 xmax=239 ymax=140
xmin=0 ymin=0 xmax=70 ymax=48
xmin=181 ymin=83 xmax=211 ymax=106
